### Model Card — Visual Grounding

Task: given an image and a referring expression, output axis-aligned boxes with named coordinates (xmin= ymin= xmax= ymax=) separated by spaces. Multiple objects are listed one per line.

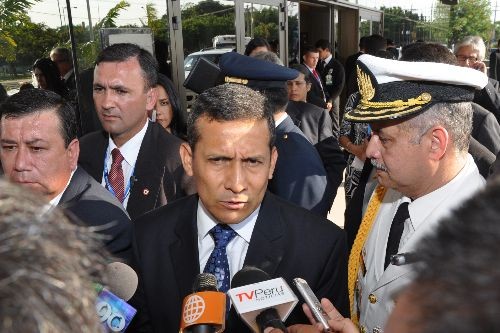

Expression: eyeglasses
xmin=286 ymin=81 xmax=308 ymax=87
xmin=456 ymin=55 xmax=478 ymax=62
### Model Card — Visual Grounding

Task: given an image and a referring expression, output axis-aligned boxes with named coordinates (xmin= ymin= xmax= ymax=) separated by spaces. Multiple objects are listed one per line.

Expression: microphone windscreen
xmin=105 ymin=262 xmax=138 ymax=301
xmin=193 ymin=272 xmax=218 ymax=292
xmin=231 ymin=266 xmax=270 ymax=289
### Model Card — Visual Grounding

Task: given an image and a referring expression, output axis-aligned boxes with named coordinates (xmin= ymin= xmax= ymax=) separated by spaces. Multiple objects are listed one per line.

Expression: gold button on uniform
xmin=368 ymin=293 xmax=377 ymax=303
xmin=360 ymin=326 xmax=367 ymax=333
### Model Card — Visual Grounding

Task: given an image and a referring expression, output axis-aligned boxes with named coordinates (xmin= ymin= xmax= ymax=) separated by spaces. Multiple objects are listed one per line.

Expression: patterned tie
xmin=204 ymin=224 xmax=237 ymax=293
xmin=109 ymin=148 xmax=125 ymax=202
xmin=384 ymin=202 xmax=410 ymax=269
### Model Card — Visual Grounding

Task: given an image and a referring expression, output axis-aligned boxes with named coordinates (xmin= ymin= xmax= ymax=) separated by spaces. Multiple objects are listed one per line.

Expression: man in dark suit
xmin=315 ymin=39 xmax=346 ymax=136
xmin=129 ymin=83 xmax=348 ymax=333
xmin=241 ymin=51 xmax=333 ymax=216
xmin=50 ymin=47 xmax=76 ymax=90
xmin=78 ymin=43 xmax=193 ymax=220
xmin=302 ymin=45 xmax=327 ymax=109
xmin=0 ymin=89 xmax=132 ymax=260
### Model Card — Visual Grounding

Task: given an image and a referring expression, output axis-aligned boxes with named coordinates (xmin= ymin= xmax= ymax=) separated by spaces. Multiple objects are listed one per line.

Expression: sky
xmin=29 ymin=0 xmax=442 ymax=29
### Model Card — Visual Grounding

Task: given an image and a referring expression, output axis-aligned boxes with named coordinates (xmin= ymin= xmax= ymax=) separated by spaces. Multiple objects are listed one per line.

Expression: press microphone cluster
xmin=228 ymin=267 xmax=298 ymax=333
xmin=95 ymin=262 xmax=138 ymax=332
xmin=180 ymin=273 xmax=227 ymax=333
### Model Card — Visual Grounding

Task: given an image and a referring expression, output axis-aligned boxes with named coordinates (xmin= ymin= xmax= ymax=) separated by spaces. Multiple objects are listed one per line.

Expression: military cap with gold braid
xmin=219 ymin=52 xmax=299 ymax=90
xmin=344 ymin=54 xmax=489 ymax=122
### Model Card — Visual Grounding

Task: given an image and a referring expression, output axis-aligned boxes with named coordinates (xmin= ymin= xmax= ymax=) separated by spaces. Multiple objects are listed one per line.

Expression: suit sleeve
xmin=127 ymin=228 xmax=155 ymax=333
xmin=314 ymin=228 xmax=349 ymax=318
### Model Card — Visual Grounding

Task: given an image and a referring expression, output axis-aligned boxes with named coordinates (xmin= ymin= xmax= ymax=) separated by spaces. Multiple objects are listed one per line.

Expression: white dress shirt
xmin=102 ymin=119 xmax=149 ymax=208
xmin=197 ymin=200 xmax=260 ymax=281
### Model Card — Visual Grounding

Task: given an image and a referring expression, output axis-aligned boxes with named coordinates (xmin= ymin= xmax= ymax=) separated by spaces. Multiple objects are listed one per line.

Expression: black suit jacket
xmin=305 ymin=67 xmax=327 ymax=109
xmin=78 ymin=121 xmax=193 ymax=220
xmin=474 ymin=78 xmax=500 ymax=123
xmin=472 ymin=102 xmax=500 ymax=155
xmin=129 ymin=192 xmax=348 ymax=333
xmin=59 ymin=166 xmax=132 ymax=260
xmin=269 ymin=116 xmax=333 ymax=216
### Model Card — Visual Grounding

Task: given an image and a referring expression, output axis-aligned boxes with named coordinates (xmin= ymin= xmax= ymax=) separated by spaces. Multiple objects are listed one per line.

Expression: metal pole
xmin=65 ymin=0 xmax=84 ymax=136
xmin=86 ymin=0 xmax=94 ymax=41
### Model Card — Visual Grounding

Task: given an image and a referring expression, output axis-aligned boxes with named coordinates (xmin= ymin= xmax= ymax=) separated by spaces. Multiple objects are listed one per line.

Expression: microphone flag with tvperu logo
xmin=227 ymin=278 xmax=298 ymax=332
xmin=179 ymin=291 xmax=226 ymax=332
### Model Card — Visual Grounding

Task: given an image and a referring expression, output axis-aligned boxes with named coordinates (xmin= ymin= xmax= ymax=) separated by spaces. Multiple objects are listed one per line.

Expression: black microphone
xmin=229 ymin=267 xmax=292 ymax=333
xmin=180 ymin=273 xmax=226 ymax=333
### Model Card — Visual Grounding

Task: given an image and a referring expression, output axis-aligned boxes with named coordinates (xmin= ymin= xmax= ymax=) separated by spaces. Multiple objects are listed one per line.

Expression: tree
xmin=448 ymin=0 xmax=492 ymax=44
xmin=382 ymin=6 xmax=422 ymax=46
xmin=0 ymin=0 xmax=41 ymax=67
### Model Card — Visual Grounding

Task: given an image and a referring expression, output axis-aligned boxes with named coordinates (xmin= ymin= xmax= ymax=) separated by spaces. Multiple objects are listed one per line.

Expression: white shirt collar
xmin=324 ymin=54 xmax=333 ymax=64
xmin=50 ymin=168 xmax=76 ymax=206
xmin=274 ymin=113 xmax=289 ymax=127
xmin=197 ymin=199 xmax=260 ymax=245
xmin=107 ymin=119 xmax=149 ymax=167
xmin=63 ymin=68 xmax=74 ymax=81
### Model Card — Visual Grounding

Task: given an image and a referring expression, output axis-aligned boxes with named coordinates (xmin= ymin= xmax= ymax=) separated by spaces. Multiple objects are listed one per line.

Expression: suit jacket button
xmin=368 ymin=293 xmax=377 ymax=303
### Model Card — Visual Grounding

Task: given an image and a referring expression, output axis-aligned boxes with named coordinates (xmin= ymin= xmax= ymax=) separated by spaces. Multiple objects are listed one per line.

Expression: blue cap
xmin=219 ymin=52 xmax=299 ymax=90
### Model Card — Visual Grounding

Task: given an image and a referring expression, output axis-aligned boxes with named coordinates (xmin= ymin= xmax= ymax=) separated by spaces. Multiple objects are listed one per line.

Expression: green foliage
xmin=448 ymin=0 xmax=492 ymax=44
xmin=381 ymin=6 xmax=424 ymax=45
xmin=96 ymin=0 xmax=130 ymax=29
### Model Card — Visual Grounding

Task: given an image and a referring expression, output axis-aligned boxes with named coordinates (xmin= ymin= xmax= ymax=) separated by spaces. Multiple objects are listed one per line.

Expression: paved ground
xmin=328 ymin=183 xmax=346 ymax=228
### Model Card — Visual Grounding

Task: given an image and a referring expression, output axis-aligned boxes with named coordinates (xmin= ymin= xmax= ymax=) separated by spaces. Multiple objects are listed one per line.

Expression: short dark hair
xmin=187 ymin=83 xmax=275 ymax=150
xmin=0 ymin=83 xmax=7 ymax=104
xmin=290 ymin=64 xmax=313 ymax=84
xmin=364 ymin=34 xmax=387 ymax=55
xmin=244 ymin=37 xmax=271 ymax=56
xmin=401 ymin=42 xmax=458 ymax=65
xmin=1 ymin=89 xmax=77 ymax=147
xmin=407 ymin=179 xmax=500 ymax=332
xmin=302 ymin=45 xmax=319 ymax=56
xmin=315 ymin=39 xmax=331 ymax=51
xmin=156 ymin=73 xmax=186 ymax=139
xmin=95 ymin=43 xmax=158 ymax=90
xmin=359 ymin=36 xmax=368 ymax=49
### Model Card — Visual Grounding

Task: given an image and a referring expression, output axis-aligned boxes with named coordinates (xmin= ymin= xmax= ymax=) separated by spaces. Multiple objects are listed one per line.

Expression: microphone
xmin=228 ymin=267 xmax=298 ymax=333
xmin=95 ymin=262 xmax=139 ymax=332
xmin=180 ymin=273 xmax=226 ymax=333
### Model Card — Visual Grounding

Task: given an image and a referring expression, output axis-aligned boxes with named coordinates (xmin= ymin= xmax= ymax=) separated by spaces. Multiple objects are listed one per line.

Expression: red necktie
xmin=312 ymin=68 xmax=321 ymax=83
xmin=109 ymin=148 xmax=125 ymax=202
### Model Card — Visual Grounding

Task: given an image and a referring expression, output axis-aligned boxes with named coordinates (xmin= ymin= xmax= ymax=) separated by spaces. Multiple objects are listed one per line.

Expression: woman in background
xmin=151 ymin=73 xmax=187 ymax=140
xmin=32 ymin=57 xmax=68 ymax=97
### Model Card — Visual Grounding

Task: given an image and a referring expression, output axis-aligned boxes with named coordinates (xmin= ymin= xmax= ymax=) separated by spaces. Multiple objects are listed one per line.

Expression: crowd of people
xmin=0 ymin=34 xmax=499 ymax=333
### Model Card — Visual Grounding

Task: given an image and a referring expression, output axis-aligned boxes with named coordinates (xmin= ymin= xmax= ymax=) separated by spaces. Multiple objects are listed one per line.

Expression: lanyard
xmin=103 ymin=150 xmax=134 ymax=204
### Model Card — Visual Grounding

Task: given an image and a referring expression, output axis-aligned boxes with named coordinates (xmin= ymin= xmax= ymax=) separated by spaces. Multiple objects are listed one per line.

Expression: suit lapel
xmin=59 ymin=167 xmax=89 ymax=205
xmin=127 ymin=122 xmax=167 ymax=218
xmin=170 ymin=196 xmax=200 ymax=296
xmin=243 ymin=193 xmax=285 ymax=277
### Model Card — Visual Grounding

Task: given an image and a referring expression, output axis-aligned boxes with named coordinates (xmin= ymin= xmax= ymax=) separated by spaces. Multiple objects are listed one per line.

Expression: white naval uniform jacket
xmin=356 ymin=154 xmax=485 ymax=333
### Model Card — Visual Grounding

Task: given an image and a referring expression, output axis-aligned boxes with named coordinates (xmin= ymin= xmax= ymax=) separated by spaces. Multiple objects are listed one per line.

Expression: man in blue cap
xmin=218 ymin=51 xmax=338 ymax=217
